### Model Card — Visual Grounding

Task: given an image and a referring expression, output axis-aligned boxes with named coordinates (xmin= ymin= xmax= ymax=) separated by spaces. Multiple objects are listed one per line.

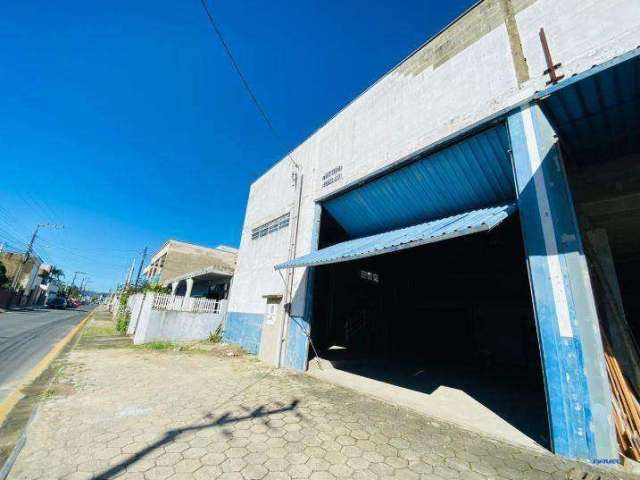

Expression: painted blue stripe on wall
xmin=224 ymin=312 xmax=264 ymax=355
xmin=284 ymin=316 xmax=309 ymax=370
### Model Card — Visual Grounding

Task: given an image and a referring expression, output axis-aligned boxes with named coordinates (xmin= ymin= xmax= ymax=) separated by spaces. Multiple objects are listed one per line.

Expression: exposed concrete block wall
xmin=162 ymin=246 xmax=236 ymax=284
xmin=145 ymin=241 xmax=237 ymax=285
xmin=227 ymin=0 xmax=640 ymax=364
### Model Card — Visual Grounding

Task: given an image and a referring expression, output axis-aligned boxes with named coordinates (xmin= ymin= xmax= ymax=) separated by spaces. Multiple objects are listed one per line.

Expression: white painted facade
xmin=227 ymin=0 xmax=640 ymax=364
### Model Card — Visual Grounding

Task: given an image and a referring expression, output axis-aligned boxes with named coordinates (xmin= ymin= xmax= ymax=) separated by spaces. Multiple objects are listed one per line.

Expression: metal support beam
xmin=282 ymin=203 xmax=322 ymax=370
xmin=507 ymin=103 xmax=617 ymax=462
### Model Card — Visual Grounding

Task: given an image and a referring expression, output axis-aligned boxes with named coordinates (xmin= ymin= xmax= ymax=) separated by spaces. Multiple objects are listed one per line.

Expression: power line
xmin=0 ymin=229 xmax=28 ymax=248
xmin=25 ymin=192 xmax=54 ymax=223
xmin=35 ymin=242 xmax=132 ymax=269
xmin=0 ymin=240 xmax=27 ymax=253
xmin=38 ymin=239 xmax=140 ymax=259
xmin=32 ymin=193 xmax=59 ymax=224
xmin=0 ymin=205 xmax=31 ymax=237
xmin=10 ymin=223 xmax=63 ymax=289
xmin=0 ymin=219 xmax=29 ymax=243
xmin=19 ymin=192 xmax=48 ymax=222
xmin=198 ymin=0 xmax=300 ymax=170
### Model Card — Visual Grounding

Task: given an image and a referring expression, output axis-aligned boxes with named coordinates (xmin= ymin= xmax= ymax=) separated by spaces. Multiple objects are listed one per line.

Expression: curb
xmin=0 ymin=426 xmax=26 ymax=480
xmin=0 ymin=310 xmax=95 ymax=480
xmin=0 ymin=391 xmax=43 ymax=480
xmin=0 ymin=310 xmax=93 ymax=428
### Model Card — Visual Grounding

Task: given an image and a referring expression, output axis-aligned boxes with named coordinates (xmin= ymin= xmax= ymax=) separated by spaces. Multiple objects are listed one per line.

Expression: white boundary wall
xmin=126 ymin=293 xmax=146 ymax=335
xmin=132 ymin=294 xmax=227 ymax=345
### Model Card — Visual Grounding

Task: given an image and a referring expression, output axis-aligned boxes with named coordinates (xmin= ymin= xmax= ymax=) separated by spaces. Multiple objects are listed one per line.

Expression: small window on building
xmin=359 ymin=270 xmax=380 ymax=284
xmin=251 ymin=213 xmax=290 ymax=240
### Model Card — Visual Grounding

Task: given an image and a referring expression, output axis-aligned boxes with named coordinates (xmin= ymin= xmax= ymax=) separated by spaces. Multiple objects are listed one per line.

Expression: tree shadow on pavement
xmin=94 ymin=399 xmax=302 ymax=479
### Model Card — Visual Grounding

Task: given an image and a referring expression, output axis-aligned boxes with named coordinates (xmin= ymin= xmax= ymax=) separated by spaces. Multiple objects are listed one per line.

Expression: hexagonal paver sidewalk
xmin=8 ymin=333 xmax=638 ymax=479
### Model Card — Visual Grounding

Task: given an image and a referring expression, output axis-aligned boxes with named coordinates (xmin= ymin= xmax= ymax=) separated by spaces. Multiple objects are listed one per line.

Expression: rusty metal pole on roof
xmin=539 ymin=27 xmax=565 ymax=85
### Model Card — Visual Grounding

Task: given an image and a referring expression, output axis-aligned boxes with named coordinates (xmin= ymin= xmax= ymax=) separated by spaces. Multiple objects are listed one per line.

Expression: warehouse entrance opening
xmin=561 ymin=130 xmax=640 ymax=398
xmin=536 ymin=50 xmax=640 ymax=409
xmin=309 ymin=211 xmax=549 ymax=448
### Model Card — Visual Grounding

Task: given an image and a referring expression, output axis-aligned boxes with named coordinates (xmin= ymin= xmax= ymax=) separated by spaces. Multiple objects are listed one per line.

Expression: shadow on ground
xmin=94 ymin=399 xmax=302 ymax=479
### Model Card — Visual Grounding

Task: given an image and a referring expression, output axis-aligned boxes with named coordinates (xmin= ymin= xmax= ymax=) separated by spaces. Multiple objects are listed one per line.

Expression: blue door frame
xmin=507 ymin=103 xmax=617 ymax=463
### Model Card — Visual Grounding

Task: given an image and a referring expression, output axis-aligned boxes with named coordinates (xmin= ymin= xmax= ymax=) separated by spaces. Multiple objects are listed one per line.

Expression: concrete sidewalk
xmin=8 ymin=312 xmax=638 ymax=479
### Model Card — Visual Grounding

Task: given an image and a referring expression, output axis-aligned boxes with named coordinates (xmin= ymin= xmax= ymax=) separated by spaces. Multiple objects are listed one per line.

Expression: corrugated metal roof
xmin=276 ymin=203 xmax=516 ymax=270
xmin=323 ymin=125 xmax=515 ymax=238
xmin=538 ymin=47 xmax=640 ymax=165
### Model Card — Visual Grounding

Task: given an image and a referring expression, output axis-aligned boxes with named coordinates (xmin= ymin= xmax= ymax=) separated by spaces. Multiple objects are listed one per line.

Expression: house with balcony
xmin=143 ymin=240 xmax=236 ymax=298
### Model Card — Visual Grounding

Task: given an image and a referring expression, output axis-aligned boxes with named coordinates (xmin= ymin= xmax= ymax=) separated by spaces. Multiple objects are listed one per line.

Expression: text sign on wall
xmin=322 ymin=165 xmax=343 ymax=188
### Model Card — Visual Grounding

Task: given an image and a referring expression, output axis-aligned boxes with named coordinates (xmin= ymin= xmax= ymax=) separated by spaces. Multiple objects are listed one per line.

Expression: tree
xmin=50 ymin=267 xmax=64 ymax=280
xmin=0 ymin=260 xmax=8 ymax=288
xmin=40 ymin=266 xmax=63 ymax=284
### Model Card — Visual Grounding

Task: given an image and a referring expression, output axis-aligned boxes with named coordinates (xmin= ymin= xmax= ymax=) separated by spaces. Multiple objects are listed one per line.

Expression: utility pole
xmin=11 ymin=223 xmax=63 ymax=290
xmin=0 ymin=242 xmax=5 ymax=254
xmin=71 ymin=271 xmax=87 ymax=288
xmin=134 ymin=246 xmax=148 ymax=287
xmin=80 ymin=277 xmax=89 ymax=297
xmin=124 ymin=259 xmax=136 ymax=289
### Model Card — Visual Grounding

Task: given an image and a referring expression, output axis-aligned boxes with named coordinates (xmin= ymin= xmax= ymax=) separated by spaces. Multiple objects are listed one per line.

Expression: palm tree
xmin=50 ymin=267 xmax=64 ymax=281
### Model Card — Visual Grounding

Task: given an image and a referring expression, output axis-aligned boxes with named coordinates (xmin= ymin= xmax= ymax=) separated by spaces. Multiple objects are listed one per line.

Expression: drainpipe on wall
xmin=276 ymin=169 xmax=304 ymax=368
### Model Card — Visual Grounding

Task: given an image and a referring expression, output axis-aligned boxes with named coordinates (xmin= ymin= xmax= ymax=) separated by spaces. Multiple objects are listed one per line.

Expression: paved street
xmin=7 ymin=310 xmax=637 ymax=480
xmin=0 ymin=306 xmax=92 ymax=402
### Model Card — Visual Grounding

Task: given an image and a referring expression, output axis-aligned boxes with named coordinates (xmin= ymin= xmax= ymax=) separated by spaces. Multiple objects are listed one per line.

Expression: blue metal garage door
xmin=322 ymin=124 xmax=515 ymax=238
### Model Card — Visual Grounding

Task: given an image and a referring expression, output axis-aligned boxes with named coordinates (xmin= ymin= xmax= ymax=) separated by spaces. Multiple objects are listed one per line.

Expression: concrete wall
xmin=160 ymin=249 xmax=234 ymax=285
xmin=126 ymin=293 xmax=146 ymax=335
xmin=133 ymin=296 xmax=228 ymax=344
xmin=227 ymin=0 xmax=640 ymax=364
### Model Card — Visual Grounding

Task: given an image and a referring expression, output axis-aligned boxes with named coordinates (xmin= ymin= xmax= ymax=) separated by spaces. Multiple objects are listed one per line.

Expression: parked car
xmin=46 ymin=297 xmax=67 ymax=309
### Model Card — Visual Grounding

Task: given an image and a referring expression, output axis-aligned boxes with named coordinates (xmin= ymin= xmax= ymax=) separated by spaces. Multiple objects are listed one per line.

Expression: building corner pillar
xmin=507 ymin=103 xmax=617 ymax=463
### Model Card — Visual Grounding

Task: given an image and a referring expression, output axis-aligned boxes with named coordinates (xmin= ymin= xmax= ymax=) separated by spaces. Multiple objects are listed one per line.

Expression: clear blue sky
xmin=0 ymin=0 xmax=475 ymax=293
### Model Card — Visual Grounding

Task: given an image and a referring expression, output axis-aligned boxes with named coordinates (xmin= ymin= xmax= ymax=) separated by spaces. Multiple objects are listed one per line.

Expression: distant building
xmin=143 ymin=240 xmax=237 ymax=299
xmin=0 ymin=250 xmax=43 ymax=304
xmin=34 ymin=264 xmax=60 ymax=305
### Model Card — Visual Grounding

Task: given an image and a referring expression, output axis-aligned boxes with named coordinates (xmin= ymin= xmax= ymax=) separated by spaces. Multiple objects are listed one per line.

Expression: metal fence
xmin=152 ymin=293 xmax=220 ymax=314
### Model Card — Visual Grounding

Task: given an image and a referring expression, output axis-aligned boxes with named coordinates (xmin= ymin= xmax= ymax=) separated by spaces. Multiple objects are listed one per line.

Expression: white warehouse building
xmin=224 ymin=0 xmax=640 ymax=464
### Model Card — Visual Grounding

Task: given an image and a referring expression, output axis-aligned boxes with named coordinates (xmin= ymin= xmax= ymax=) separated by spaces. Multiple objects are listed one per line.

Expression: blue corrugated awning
xmin=323 ymin=125 xmax=515 ymax=238
xmin=536 ymin=47 xmax=640 ymax=164
xmin=276 ymin=203 xmax=516 ymax=269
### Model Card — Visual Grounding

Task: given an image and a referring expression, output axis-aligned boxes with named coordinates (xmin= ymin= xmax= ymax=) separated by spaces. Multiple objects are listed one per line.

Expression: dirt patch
xmin=133 ymin=340 xmax=247 ymax=357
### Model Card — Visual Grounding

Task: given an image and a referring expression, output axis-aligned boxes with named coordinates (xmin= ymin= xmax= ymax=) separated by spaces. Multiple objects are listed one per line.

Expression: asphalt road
xmin=0 ymin=306 xmax=92 ymax=402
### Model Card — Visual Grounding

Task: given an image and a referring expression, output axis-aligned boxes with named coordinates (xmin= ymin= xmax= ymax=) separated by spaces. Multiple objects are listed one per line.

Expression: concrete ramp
xmin=307 ymin=357 xmax=547 ymax=451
